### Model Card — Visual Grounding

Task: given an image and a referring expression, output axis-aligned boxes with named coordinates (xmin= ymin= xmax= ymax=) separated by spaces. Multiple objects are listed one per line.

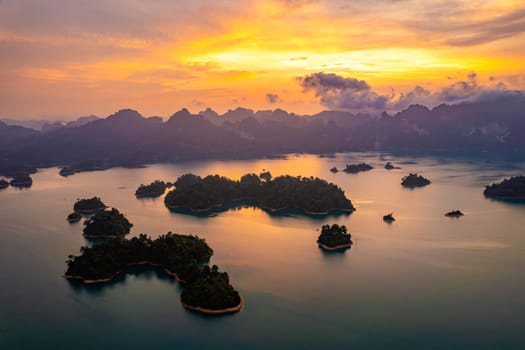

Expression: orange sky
xmin=0 ymin=0 xmax=524 ymax=119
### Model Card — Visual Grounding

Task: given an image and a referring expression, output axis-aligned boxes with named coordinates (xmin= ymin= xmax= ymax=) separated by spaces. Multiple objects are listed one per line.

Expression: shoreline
xmin=318 ymin=242 xmax=353 ymax=251
xmin=484 ymin=195 xmax=525 ymax=200
xmin=64 ymin=261 xmax=183 ymax=284
xmin=74 ymin=206 xmax=107 ymax=214
xmin=167 ymin=203 xmax=355 ymax=215
xmin=181 ymin=297 xmax=243 ymax=315
xmin=135 ymin=191 xmax=165 ymax=198
xmin=65 ymin=263 xmax=240 ymax=315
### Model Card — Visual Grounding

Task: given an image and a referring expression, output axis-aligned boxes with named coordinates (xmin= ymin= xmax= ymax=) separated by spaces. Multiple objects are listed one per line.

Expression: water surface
xmin=0 ymin=153 xmax=524 ymax=349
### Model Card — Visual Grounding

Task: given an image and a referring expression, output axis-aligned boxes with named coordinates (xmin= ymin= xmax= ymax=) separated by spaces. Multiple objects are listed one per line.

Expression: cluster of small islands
xmin=65 ymin=197 xmax=242 ymax=314
xmin=0 ymin=158 xmax=513 ymax=316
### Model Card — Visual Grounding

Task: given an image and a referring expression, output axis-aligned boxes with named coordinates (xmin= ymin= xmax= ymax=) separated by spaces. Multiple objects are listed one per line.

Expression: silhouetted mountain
xmin=1 ymin=115 xmax=100 ymax=131
xmin=65 ymin=115 xmax=100 ymax=128
xmin=0 ymin=96 xmax=524 ymax=177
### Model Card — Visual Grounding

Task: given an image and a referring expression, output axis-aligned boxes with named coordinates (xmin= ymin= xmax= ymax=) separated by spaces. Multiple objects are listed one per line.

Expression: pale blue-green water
xmin=0 ymin=153 xmax=524 ymax=349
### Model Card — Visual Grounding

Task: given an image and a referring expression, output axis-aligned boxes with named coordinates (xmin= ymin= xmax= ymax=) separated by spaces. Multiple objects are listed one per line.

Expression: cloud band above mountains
xmin=298 ymin=72 xmax=522 ymax=112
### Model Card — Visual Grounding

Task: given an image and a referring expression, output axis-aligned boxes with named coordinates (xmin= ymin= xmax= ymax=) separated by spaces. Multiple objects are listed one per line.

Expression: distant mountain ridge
xmin=1 ymin=96 xmax=524 ymax=176
xmin=1 ymin=115 xmax=100 ymax=131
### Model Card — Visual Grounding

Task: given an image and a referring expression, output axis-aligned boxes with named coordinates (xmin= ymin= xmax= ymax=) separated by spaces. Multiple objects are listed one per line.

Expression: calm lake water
xmin=1 ymin=153 xmax=524 ymax=349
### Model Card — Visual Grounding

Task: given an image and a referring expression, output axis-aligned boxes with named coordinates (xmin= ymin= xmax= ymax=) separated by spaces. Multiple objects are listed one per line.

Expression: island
xmin=484 ymin=176 xmax=525 ymax=199
xmin=401 ymin=173 xmax=431 ymax=188
xmin=330 ymin=166 xmax=339 ymax=173
xmin=0 ymin=179 xmax=8 ymax=189
xmin=9 ymin=174 xmax=33 ymax=188
xmin=164 ymin=173 xmax=355 ymax=215
xmin=67 ymin=212 xmax=82 ymax=223
xmin=445 ymin=210 xmax=464 ymax=218
xmin=135 ymin=180 xmax=168 ymax=198
xmin=59 ymin=160 xmax=145 ymax=177
xmin=73 ymin=197 xmax=107 ymax=213
xmin=181 ymin=265 xmax=242 ymax=314
xmin=317 ymin=224 xmax=353 ymax=251
xmin=82 ymin=208 xmax=133 ymax=238
xmin=65 ymin=232 xmax=242 ymax=314
xmin=59 ymin=160 xmax=110 ymax=177
xmin=384 ymin=162 xmax=400 ymax=170
xmin=383 ymin=213 xmax=395 ymax=222
xmin=342 ymin=163 xmax=373 ymax=174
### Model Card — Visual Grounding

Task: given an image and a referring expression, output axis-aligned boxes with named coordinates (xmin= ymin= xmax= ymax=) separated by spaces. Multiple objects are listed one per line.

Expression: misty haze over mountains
xmin=1 ymin=95 xmax=524 ymax=176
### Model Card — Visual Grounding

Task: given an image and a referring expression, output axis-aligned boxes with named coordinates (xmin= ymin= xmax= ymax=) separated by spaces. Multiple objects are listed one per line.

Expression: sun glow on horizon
xmin=0 ymin=0 xmax=524 ymax=118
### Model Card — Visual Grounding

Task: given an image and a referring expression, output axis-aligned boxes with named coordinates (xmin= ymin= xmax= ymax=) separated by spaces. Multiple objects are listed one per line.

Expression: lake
xmin=1 ymin=152 xmax=524 ymax=349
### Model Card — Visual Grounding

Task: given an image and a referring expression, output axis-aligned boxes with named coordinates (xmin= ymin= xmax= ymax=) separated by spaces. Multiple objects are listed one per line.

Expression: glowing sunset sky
xmin=0 ymin=0 xmax=524 ymax=118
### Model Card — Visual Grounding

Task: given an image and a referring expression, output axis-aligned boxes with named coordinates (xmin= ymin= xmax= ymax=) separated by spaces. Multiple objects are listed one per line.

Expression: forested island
xmin=67 ymin=212 xmax=82 ymax=223
xmin=9 ymin=174 xmax=32 ymax=188
xmin=317 ymin=224 xmax=353 ymax=251
xmin=484 ymin=176 xmax=525 ymax=199
xmin=0 ymin=179 xmax=8 ymax=189
xmin=65 ymin=233 xmax=242 ymax=314
xmin=82 ymin=208 xmax=133 ymax=238
xmin=342 ymin=163 xmax=373 ymax=174
xmin=135 ymin=180 xmax=168 ymax=198
xmin=401 ymin=173 xmax=431 ymax=188
xmin=73 ymin=197 xmax=107 ymax=213
xmin=164 ymin=173 xmax=355 ymax=215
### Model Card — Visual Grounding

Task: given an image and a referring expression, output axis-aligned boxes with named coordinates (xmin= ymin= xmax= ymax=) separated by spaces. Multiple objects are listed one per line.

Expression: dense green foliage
xmin=165 ymin=173 xmax=355 ymax=214
xmin=66 ymin=233 xmax=213 ymax=281
xmin=0 ymin=179 xmax=8 ymax=189
xmin=9 ymin=174 xmax=32 ymax=188
xmin=181 ymin=265 xmax=241 ymax=310
xmin=65 ymin=233 xmax=241 ymax=311
xmin=317 ymin=224 xmax=352 ymax=248
xmin=135 ymin=180 xmax=167 ymax=198
xmin=82 ymin=208 xmax=133 ymax=237
xmin=484 ymin=176 xmax=525 ymax=199
xmin=401 ymin=173 xmax=431 ymax=187
xmin=343 ymin=163 xmax=373 ymax=174
xmin=73 ymin=197 xmax=106 ymax=213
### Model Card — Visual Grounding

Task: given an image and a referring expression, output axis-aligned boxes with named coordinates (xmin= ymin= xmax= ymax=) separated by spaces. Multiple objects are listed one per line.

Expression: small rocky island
xmin=73 ymin=197 xmax=107 ymax=213
xmin=383 ymin=213 xmax=395 ymax=222
xmin=65 ymin=233 xmax=242 ymax=315
xmin=164 ymin=173 xmax=355 ymax=215
xmin=445 ymin=210 xmax=464 ymax=218
xmin=330 ymin=166 xmax=339 ymax=173
xmin=384 ymin=162 xmax=400 ymax=170
xmin=317 ymin=224 xmax=353 ymax=251
xmin=9 ymin=174 xmax=33 ymax=188
xmin=484 ymin=176 xmax=525 ymax=199
xmin=0 ymin=179 xmax=8 ymax=189
xmin=401 ymin=173 xmax=431 ymax=188
xmin=82 ymin=208 xmax=133 ymax=238
xmin=342 ymin=163 xmax=373 ymax=174
xmin=135 ymin=180 xmax=168 ymax=198
xmin=67 ymin=212 xmax=82 ymax=223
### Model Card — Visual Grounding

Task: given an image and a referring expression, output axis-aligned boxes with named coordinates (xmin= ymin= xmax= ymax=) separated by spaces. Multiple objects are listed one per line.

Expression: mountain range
xmin=1 ymin=95 xmax=524 ymax=177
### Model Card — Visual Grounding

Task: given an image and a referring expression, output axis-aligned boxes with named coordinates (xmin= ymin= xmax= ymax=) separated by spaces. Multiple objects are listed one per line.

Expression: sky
xmin=0 ymin=0 xmax=524 ymax=119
